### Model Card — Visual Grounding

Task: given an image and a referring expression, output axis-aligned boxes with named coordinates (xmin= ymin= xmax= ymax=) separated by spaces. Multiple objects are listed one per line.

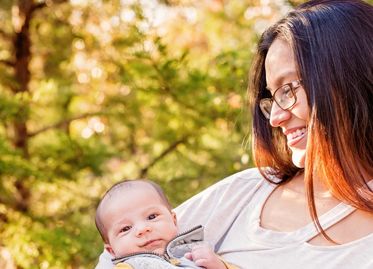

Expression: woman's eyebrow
xmin=266 ymin=70 xmax=298 ymax=92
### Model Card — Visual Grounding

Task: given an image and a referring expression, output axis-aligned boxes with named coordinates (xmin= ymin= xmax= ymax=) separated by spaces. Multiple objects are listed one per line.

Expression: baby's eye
xmin=147 ymin=213 xmax=158 ymax=220
xmin=120 ymin=226 xmax=131 ymax=233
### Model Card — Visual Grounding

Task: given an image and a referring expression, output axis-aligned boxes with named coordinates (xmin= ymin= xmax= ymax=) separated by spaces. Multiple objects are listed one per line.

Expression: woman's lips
xmin=286 ymin=127 xmax=307 ymax=147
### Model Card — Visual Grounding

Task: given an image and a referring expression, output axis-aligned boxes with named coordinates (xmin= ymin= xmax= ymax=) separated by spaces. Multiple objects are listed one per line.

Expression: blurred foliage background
xmin=1 ymin=0 xmax=371 ymax=268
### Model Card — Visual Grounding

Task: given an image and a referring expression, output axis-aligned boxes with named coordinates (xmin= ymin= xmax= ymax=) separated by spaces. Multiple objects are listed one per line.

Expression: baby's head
xmin=95 ymin=179 xmax=178 ymax=258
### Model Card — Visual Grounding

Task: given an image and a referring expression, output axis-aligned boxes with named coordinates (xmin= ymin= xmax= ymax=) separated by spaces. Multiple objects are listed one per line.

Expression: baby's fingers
xmin=193 ymin=257 xmax=210 ymax=268
xmin=184 ymin=252 xmax=193 ymax=260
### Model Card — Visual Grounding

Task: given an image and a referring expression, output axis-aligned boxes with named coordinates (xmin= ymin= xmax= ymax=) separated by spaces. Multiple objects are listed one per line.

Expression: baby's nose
xmin=135 ymin=225 xmax=152 ymax=237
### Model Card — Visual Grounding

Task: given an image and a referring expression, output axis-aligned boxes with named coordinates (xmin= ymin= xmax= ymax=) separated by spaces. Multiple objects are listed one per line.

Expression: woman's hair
xmin=249 ymin=0 xmax=373 ymax=238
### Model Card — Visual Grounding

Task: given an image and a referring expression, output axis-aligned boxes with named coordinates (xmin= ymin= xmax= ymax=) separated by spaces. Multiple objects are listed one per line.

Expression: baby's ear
xmin=104 ymin=243 xmax=115 ymax=257
xmin=171 ymin=211 xmax=177 ymax=226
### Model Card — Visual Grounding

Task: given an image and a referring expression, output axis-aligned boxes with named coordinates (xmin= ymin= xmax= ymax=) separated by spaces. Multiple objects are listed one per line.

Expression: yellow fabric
xmin=219 ymin=256 xmax=240 ymax=269
xmin=114 ymin=262 xmax=134 ymax=269
xmin=169 ymin=258 xmax=181 ymax=265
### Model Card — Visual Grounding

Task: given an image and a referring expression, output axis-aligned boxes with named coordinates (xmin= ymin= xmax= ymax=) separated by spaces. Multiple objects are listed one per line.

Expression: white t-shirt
xmin=95 ymin=168 xmax=373 ymax=269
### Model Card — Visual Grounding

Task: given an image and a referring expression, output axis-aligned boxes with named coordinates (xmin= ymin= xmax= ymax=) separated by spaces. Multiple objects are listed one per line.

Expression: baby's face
xmin=102 ymin=183 xmax=178 ymax=258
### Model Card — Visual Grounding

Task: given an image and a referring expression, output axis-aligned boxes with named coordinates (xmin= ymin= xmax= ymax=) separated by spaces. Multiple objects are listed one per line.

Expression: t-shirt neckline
xmin=246 ymin=180 xmax=356 ymax=247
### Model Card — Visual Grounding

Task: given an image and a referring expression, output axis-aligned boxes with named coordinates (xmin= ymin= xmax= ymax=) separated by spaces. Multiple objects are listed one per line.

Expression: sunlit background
xmin=0 ymin=0 xmax=357 ymax=268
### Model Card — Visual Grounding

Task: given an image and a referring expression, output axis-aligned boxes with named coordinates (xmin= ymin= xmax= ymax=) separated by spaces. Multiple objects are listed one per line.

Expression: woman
xmin=95 ymin=1 xmax=373 ymax=268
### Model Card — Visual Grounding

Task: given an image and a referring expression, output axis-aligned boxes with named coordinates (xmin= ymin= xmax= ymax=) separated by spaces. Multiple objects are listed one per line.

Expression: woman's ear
xmin=104 ymin=243 xmax=115 ymax=257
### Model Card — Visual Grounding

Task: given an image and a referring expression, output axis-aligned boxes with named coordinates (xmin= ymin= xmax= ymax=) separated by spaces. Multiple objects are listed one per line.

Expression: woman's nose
xmin=269 ymin=102 xmax=290 ymax=127
xmin=135 ymin=225 xmax=152 ymax=237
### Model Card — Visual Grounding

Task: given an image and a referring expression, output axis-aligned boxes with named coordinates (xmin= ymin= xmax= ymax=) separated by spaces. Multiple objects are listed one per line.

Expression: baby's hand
xmin=184 ymin=243 xmax=227 ymax=269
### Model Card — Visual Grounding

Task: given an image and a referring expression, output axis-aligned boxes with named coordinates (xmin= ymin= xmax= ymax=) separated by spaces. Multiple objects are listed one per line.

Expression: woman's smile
xmin=285 ymin=127 xmax=307 ymax=147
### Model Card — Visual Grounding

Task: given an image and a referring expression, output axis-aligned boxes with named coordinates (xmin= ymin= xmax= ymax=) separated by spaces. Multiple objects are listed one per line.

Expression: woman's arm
xmin=174 ymin=168 xmax=263 ymax=250
xmin=95 ymin=249 xmax=115 ymax=269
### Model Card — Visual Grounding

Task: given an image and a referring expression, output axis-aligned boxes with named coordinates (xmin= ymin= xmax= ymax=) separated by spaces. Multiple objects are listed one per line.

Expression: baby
xmin=95 ymin=179 xmax=237 ymax=269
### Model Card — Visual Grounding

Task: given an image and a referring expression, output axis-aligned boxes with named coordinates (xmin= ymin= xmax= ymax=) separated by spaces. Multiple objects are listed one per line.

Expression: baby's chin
xmin=151 ymin=247 xmax=166 ymax=255
xmin=115 ymin=247 xmax=165 ymax=258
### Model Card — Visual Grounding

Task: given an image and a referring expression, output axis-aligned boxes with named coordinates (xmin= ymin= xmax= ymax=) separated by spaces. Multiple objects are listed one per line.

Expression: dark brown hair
xmin=95 ymin=179 xmax=172 ymax=243
xmin=249 ymin=0 xmax=373 ymax=239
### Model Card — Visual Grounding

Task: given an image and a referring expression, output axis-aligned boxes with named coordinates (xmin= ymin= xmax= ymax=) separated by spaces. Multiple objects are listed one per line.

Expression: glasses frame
xmin=259 ymin=79 xmax=302 ymax=119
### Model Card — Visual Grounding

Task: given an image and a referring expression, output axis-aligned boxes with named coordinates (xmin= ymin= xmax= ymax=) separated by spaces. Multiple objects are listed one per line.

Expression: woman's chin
xmin=291 ymin=149 xmax=306 ymax=168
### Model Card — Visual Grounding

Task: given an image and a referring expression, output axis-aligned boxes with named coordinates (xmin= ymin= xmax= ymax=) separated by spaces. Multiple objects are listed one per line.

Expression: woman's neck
xmin=287 ymin=171 xmax=333 ymax=199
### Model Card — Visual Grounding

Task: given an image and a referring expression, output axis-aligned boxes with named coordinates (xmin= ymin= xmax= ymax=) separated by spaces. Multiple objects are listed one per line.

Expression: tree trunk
xmin=11 ymin=0 xmax=35 ymax=212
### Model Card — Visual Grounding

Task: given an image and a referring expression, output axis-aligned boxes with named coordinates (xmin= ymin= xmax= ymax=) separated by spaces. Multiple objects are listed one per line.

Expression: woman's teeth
xmin=289 ymin=128 xmax=307 ymax=139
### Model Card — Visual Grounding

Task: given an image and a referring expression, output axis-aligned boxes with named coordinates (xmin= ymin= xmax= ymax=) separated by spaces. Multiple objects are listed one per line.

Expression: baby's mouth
xmin=140 ymin=239 xmax=163 ymax=249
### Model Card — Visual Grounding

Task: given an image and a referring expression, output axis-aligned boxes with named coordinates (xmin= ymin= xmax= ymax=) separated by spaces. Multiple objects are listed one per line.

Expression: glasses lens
xmin=274 ymin=85 xmax=296 ymax=110
xmin=259 ymin=99 xmax=272 ymax=119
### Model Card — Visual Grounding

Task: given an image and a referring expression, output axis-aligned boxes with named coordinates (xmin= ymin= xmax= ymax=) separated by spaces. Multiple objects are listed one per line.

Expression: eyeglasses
xmin=259 ymin=79 xmax=302 ymax=119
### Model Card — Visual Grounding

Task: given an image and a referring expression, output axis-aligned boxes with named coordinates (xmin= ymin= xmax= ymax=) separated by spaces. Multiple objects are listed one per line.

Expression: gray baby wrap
xmin=112 ymin=225 xmax=204 ymax=269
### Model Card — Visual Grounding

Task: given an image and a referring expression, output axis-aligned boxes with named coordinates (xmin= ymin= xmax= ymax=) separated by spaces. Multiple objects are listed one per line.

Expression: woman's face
xmin=264 ymin=38 xmax=309 ymax=168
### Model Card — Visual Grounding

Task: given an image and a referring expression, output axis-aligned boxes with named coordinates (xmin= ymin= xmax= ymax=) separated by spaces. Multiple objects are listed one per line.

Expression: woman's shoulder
xmin=215 ymin=167 xmax=265 ymax=185
xmin=175 ymin=167 xmax=267 ymax=211
xmin=201 ymin=167 xmax=267 ymax=194
xmin=175 ymin=168 xmax=270 ymax=240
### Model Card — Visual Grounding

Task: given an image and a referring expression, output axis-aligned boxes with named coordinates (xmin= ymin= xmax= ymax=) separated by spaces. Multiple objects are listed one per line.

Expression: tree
xmin=0 ymin=0 xmax=303 ymax=267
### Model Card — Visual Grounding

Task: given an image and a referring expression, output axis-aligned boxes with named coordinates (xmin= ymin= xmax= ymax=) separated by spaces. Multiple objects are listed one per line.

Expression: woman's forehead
xmin=265 ymin=38 xmax=298 ymax=89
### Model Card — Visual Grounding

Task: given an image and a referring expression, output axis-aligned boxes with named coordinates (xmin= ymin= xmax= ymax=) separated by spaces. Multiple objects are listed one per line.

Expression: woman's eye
xmin=283 ymin=86 xmax=294 ymax=98
xmin=148 ymin=213 xmax=158 ymax=220
xmin=120 ymin=226 xmax=131 ymax=233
